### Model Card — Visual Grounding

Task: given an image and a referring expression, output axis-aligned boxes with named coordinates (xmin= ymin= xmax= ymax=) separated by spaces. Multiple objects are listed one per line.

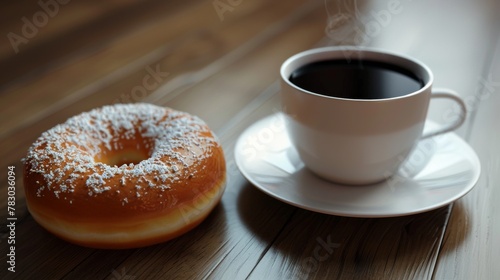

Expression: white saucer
xmin=234 ymin=113 xmax=481 ymax=218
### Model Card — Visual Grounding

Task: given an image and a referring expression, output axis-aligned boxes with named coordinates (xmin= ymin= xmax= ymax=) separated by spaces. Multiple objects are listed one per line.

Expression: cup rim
xmin=280 ymin=46 xmax=434 ymax=102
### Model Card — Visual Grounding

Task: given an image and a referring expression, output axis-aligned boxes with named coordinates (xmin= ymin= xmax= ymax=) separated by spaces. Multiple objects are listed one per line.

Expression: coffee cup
xmin=280 ymin=46 xmax=466 ymax=185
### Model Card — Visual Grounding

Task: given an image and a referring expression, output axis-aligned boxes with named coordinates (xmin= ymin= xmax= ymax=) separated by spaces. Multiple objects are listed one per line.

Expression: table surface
xmin=1 ymin=0 xmax=499 ymax=279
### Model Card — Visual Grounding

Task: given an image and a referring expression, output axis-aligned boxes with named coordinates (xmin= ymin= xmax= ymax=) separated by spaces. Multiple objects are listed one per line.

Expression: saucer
xmin=234 ymin=113 xmax=481 ymax=218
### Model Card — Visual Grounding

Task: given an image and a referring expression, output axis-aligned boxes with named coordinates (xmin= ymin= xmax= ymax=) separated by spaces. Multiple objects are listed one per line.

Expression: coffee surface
xmin=289 ymin=59 xmax=424 ymax=99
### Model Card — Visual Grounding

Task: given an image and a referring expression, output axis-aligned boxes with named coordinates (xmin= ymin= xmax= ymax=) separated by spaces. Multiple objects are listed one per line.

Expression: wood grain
xmin=433 ymin=33 xmax=500 ymax=280
xmin=0 ymin=0 xmax=498 ymax=279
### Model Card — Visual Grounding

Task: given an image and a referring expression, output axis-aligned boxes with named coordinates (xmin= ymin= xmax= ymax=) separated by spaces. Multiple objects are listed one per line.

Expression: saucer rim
xmin=234 ymin=113 xmax=481 ymax=218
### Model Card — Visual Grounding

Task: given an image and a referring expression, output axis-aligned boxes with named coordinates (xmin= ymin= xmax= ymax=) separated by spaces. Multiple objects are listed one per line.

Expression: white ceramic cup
xmin=280 ymin=47 xmax=467 ymax=185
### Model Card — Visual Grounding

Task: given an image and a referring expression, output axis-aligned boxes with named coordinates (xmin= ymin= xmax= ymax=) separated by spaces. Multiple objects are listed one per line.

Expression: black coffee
xmin=289 ymin=59 xmax=424 ymax=99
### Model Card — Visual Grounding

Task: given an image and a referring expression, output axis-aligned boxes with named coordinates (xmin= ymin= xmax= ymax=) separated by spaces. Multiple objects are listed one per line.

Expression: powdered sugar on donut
xmin=23 ymin=103 xmax=220 ymax=205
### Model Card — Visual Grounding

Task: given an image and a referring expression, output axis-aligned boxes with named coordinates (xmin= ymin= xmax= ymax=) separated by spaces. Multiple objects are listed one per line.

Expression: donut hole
xmin=104 ymin=150 xmax=150 ymax=166
xmin=94 ymin=132 xmax=155 ymax=167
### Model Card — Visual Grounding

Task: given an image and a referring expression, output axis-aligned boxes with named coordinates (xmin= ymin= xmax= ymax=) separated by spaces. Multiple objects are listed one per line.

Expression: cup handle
xmin=421 ymin=88 xmax=467 ymax=139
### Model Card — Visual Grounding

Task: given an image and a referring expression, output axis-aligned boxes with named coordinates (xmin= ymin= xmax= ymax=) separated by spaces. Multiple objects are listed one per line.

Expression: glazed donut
xmin=23 ymin=103 xmax=226 ymax=249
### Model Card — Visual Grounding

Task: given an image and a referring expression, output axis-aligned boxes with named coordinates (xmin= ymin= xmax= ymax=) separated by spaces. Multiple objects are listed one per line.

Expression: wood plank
xmin=433 ymin=33 xmax=500 ymax=280
xmin=99 ymin=180 xmax=294 ymax=279
xmin=0 ymin=0 xmax=318 ymax=138
xmin=355 ymin=0 xmax=498 ymax=138
xmin=249 ymin=207 xmax=450 ymax=280
xmin=0 ymin=0 xmax=200 ymax=89
xmin=1 ymin=217 xmax=96 ymax=279
xmin=0 ymin=0 xmax=313 ymax=183
xmin=0 ymin=0 xmax=130 ymax=60
xmin=0 ymin=0 xmax=498 ymax=279
xmin=0 ymin=1 xmax=327 ymax=279
xmin=58 ymin=95 xmax=295 ymax=279
xmin=205 ymin=92 xmax=451 ymax=280
xmin=0 ymin=0 xmax=214 ymax=136
xmin=0 ymin=0 xmax=322 ymax=229
xmin=65 ymin=3 xmax=328 ymax=279
xmin=246 ymin=1 xmax=499 ymax=279
xmin=158 ymin=1 xmax=328 ymax=131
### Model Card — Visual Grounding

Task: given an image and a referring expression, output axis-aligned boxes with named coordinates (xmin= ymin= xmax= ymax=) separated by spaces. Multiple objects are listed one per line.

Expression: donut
xmin=23 ymin=103 xmax=226 ymax=249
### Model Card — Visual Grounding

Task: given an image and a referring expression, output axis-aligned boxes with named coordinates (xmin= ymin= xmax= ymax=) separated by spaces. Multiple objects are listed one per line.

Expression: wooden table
xmin=1 ymin=0 xmax=499 ymax=279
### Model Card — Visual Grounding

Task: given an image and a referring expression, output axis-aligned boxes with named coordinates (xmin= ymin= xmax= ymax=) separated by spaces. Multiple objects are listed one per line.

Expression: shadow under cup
xmin=280 ymin=47 xmax=434 ymax=185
